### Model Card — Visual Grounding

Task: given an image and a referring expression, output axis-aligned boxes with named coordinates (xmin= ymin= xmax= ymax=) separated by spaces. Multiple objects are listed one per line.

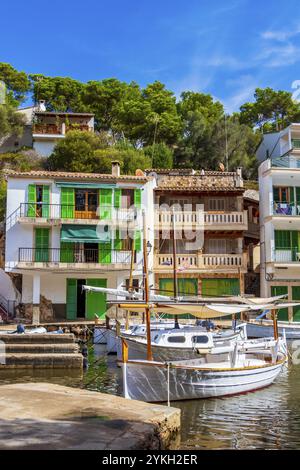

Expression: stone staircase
xmin=0 ymin=333 xmax=83 ymax=369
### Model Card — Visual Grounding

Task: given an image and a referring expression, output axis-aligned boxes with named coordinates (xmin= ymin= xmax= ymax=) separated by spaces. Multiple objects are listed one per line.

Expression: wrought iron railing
xmin=274 ymin=247 xmax=300 ymax=262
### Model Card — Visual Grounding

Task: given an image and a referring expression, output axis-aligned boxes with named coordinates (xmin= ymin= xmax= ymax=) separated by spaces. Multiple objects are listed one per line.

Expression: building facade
xmin=258 ymin=123 xmax=300 ymax=321
xmin=0 ymin=101 xmax=95 ymax=157
xmin=5 ymin=163 xmax=155 ymax=322
xmin=146 ymin=168 xmax=255 ymax=300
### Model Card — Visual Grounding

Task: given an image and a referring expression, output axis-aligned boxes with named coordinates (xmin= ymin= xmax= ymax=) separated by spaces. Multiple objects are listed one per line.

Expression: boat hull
xmin=246 ymin=322 xmax=300 ymax=340
xmin=122 ymin=359 xmax=285 ymax=402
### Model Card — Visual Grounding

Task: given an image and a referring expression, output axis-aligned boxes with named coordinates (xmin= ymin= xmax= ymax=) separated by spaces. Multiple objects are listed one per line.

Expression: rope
xmin=167 ymin=362 xmax=170 ymax=407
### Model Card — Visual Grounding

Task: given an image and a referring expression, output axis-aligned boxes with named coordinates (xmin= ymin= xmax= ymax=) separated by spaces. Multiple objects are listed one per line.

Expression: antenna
xmin=224 ymin=113 xmax=229 ymax=171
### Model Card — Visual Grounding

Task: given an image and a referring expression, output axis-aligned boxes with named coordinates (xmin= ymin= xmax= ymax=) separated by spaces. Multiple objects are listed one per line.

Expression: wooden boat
xmin=121 ymin=342 xmax=287 ymax=402
xmin=246 ymin=320 xmax=300 ymax=340
xmin=116 ymin=325 xmax=248 ymax=362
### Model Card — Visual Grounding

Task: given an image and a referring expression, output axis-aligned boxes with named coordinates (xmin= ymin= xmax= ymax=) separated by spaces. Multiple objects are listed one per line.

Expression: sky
xmin=1 ymin=0 xmax=300 ymax=112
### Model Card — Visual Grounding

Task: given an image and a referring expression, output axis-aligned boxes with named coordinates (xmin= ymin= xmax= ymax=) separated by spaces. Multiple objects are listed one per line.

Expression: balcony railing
xmin=155 ymin=210 xmax=247 ymax=229
xmin=273 ymin=201 xmax=300 ymax=216
xmin=18 ymin=248 xmax=134 ymax=264
xmin=18 ymin=203 xmax=138 ymax=222
xmin=272 ymin=155 xmax=300 ymax=168
xmin=33 ymin=124 xmax=62 ymax=135
xmin=154 ymin=253 xmax=247 ymax=270
xmin=274 ymin=248 xmax=300 ymax=263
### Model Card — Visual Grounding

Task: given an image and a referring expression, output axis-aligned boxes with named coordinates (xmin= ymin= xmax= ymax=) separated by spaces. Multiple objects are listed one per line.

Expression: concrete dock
xmin=0 ymin=383 xmax=181 ymax=449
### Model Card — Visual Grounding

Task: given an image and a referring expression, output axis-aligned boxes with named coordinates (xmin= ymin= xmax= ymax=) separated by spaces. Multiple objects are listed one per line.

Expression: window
xmin=209 ymin=199 xmax=225 ymax=211
xmin=75 ymin=189 xmax=98 ymax=214
xmin=192 ymin=335 xmax=209 ymax=344
xmin=167 ymin=336 xmax=186 ymax=343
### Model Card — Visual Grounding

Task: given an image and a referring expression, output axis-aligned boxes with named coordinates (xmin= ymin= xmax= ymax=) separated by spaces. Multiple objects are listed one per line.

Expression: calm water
xmin=1 ymin=343 xmax=300 ymax=450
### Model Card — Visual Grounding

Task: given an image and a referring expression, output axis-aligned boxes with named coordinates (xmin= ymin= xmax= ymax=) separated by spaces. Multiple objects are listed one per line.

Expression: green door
xmin=292 ymin=286 xmax=300 ymax=321
xmin=61 ymin=187 xmax=75 ymax=218
xmin=271 ymin=286 xmax=289 ymax=321
xmin=99 ymin=188 xmax=112 ymax=219
xmin=42 ymin=186 xmax=50 ymax=218
xmin=201 ymin=278 xmax=240 ymax=297
xmin=66 ymin=279 xmax=77 ymax=320
xmin=35 ymin=228 xmax=50 ymax=262
xmin=85 ymin=279 xmax=107 ymax=319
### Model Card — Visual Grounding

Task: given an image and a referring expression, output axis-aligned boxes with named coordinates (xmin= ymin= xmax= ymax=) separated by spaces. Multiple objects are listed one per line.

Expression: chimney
xmin=111 ymin=161 xmax=120 ymax=177
xmin=37 ymin=100 xmax=46 ymax=112
xmin=235 ymin=167 xmax=243 ymax=188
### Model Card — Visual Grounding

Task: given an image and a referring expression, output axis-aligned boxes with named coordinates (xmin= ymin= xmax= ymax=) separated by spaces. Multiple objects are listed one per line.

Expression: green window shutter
xmin=66 ymin=279 xmax=77 ymax=320
xmin=60 ymin=242 xmax=75 ymax=262
xmin=275 ymin=230 xmax=290 ymax=249
xmin=114 ymin=230 xmax=122 ymax=250
xmin=100 ymin=189 xmax=112 ymax=219
xmin=61 ymin=188 xmax=75 ymax=218
xmin=291 ymin=231 xmax=298 ymax=261
xmin=114 ymin=189 xmax=121 ymax=208
xmin=134 ymin=230 xmax=141 ymax=251
xmin=42 ymin=186 xmax=50 ymax=217
xmin=85 ymin=279 xmax=107 ymax=320
xmin=27 ymin=184 xmax=36 ymax=217
xmin=35 ymin=228 xmax=49 ymax=262
xmin=134 ymin=189 xmax=142 ymax=208
xmin=296 ymin=188 xmax=300 ymax=206
xmin=290 ymin=187 xmax=295 ymax=205
xmin=273 ymin=187 xmax=279 ymax=202
xmin=202 ymin=278 xmax=240 ymax=296
xmin=292 ymin=286 xmax=300 ymax=321
xmin=271 ymin=286 xmax=289 ymax=320
xmin=99 ymin=241 xmax=112 ymax=264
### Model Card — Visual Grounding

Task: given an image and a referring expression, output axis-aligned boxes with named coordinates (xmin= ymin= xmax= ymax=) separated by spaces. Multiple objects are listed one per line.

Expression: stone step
xmin=0 ymin=353 xmax=83 ymax=369
xmin=3 ymin=343 xmax=79 ymax=354
xmin=0 ymin=334 xmax=76 ymax=344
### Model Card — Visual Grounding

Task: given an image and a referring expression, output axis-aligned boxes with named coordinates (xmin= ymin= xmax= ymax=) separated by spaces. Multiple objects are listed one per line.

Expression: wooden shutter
xmin=99 ymin=241 xmax=112 ymax=263
xmin=292 ymin=286 xmax=300 ymax=321
xmin=134 ymin=230 xmax=141 ymax=251
xmin=60 ymin=242 xmax=75 ymax=262
xmin=42 ymin=186 xmax=50 ymax=217
xmin=66 ymin=279 xmax=77 ymax=320
xmin=100 ymin=189 xmax=112 ymax=219
xmin=275 ymin=230 xmax=290 ymax=249
xmin=114 ymin=188 xmax=121 ymax=208
xmin=85 ymin=279 xmax=107 ymax=320
xmin=271 ymin=286 xmax=288 ymax=320
xmin=35 ymin=228 xmax=49 ymax=262
xmin=61 ymin=188 xmax=75 ymax=218
xmin=290 ymin=187 xmax=295 ymax=205
xmin=134 ymin=189 xmax=142 ymax=208
xmin=114 ymin=229 xmax=122 ymax=250
xmin=27 ymin=184 xmax=36 ymax=217
xmin=273 ymin=187 xmax=279 ymax=202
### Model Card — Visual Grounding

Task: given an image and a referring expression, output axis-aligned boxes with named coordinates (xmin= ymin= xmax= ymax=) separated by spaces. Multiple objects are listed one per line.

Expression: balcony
xmin=33 ymin=123 xmax=91 ymax=136
xmin=273 ymin=201 xmax=300 ymax=216
xmin=17 ymin=248 xmax=134 ymax=270
xmin=10 ymin=203 xmax=139 ymax=227
xmin=154 ymin=252 xmax=247 ymax=272
xmin=155 ymin=210 xmax=248 ymax=231
xmin=274 ymin=248 xmax=300 ymax=264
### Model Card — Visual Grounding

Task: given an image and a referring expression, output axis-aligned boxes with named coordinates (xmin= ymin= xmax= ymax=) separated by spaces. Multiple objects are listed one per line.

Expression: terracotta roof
xmin=145 ymin=168 xmax=237 ymax=176
xmin=35 ymin=111 xmax=94 ymax=117
xmin=155 ymin=174 xmax=243 ymax=192
xmin=244 ymin=189 xmax=259 ymax=202
xmin=4 ymin=170 xmax=151 ymax=183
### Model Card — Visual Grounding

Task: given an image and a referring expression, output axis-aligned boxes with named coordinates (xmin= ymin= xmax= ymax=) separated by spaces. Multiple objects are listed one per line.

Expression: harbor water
xmin=1 ymin=343 xmax=300 ymax=449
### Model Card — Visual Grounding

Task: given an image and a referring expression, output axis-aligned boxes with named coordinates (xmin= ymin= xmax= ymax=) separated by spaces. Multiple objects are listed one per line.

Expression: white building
xmin=0 ymin=101 xmax=95 ymax=157
xmin=5 ymin=162 xmax=155 ymax=322
xmin=258 ymin=123 xmax=300 ymax=321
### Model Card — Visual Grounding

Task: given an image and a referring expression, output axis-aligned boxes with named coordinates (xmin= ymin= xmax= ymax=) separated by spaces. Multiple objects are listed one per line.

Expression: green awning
xmin=61 ymin=225 xmax=110 ymax=243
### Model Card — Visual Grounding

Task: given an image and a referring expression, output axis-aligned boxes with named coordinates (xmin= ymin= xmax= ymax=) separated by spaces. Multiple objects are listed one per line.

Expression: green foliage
xmin=30 ymin=74 xmax=86 ymax=112
xmin=239 ymin=87 xmax=300 ymax=131
xmin=0 ymin=177 xmax=6 ymax=220
xmin=0 ymin=150 xmax=44 ymax=172
xmin=0 ymin=63 xmax=31 ymax=106
xmin=0 ymin=104 xmax=26 ymax=139
xmin=144 ymin=142 xmax=173 ymax=168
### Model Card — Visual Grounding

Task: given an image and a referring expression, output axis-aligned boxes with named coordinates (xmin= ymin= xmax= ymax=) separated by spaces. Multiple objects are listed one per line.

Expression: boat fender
xmin=196 ymin=348 xmax=211 ymax=355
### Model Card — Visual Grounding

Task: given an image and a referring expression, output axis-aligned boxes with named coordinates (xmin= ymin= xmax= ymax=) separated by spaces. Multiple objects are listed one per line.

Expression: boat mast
xmin=172 ymin=207 xmax=179 ymax=329
xmin=126 ymin=236 xmax=135 ymax=330
xmin=143 ymin=210 xmax=153 ymax=361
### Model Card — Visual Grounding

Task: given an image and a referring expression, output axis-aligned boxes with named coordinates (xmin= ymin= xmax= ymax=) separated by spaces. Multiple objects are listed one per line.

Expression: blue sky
xmin=2 ymin=0 xmax=300 ymax=111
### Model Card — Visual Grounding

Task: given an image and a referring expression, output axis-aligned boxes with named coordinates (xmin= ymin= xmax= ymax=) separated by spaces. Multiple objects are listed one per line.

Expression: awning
xmin=61 ymin=225 xmax=111 ymax=243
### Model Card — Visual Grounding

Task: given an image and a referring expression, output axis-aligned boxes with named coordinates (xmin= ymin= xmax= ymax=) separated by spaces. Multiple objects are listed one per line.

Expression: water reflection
xmin=1 ymin=344 xmax=300 ymax=450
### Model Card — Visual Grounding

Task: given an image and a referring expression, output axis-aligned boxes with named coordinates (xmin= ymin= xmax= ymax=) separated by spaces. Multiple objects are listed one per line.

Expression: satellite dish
xmin=135 ymin=169 xmax=145 ymax=176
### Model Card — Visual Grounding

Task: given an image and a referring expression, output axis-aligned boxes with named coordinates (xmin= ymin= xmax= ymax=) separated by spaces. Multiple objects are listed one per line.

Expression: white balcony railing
xmin=155 ymin=210 xmax=247 ymax=230
xmin=154 ymin=253 xmax=247 ymax=271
